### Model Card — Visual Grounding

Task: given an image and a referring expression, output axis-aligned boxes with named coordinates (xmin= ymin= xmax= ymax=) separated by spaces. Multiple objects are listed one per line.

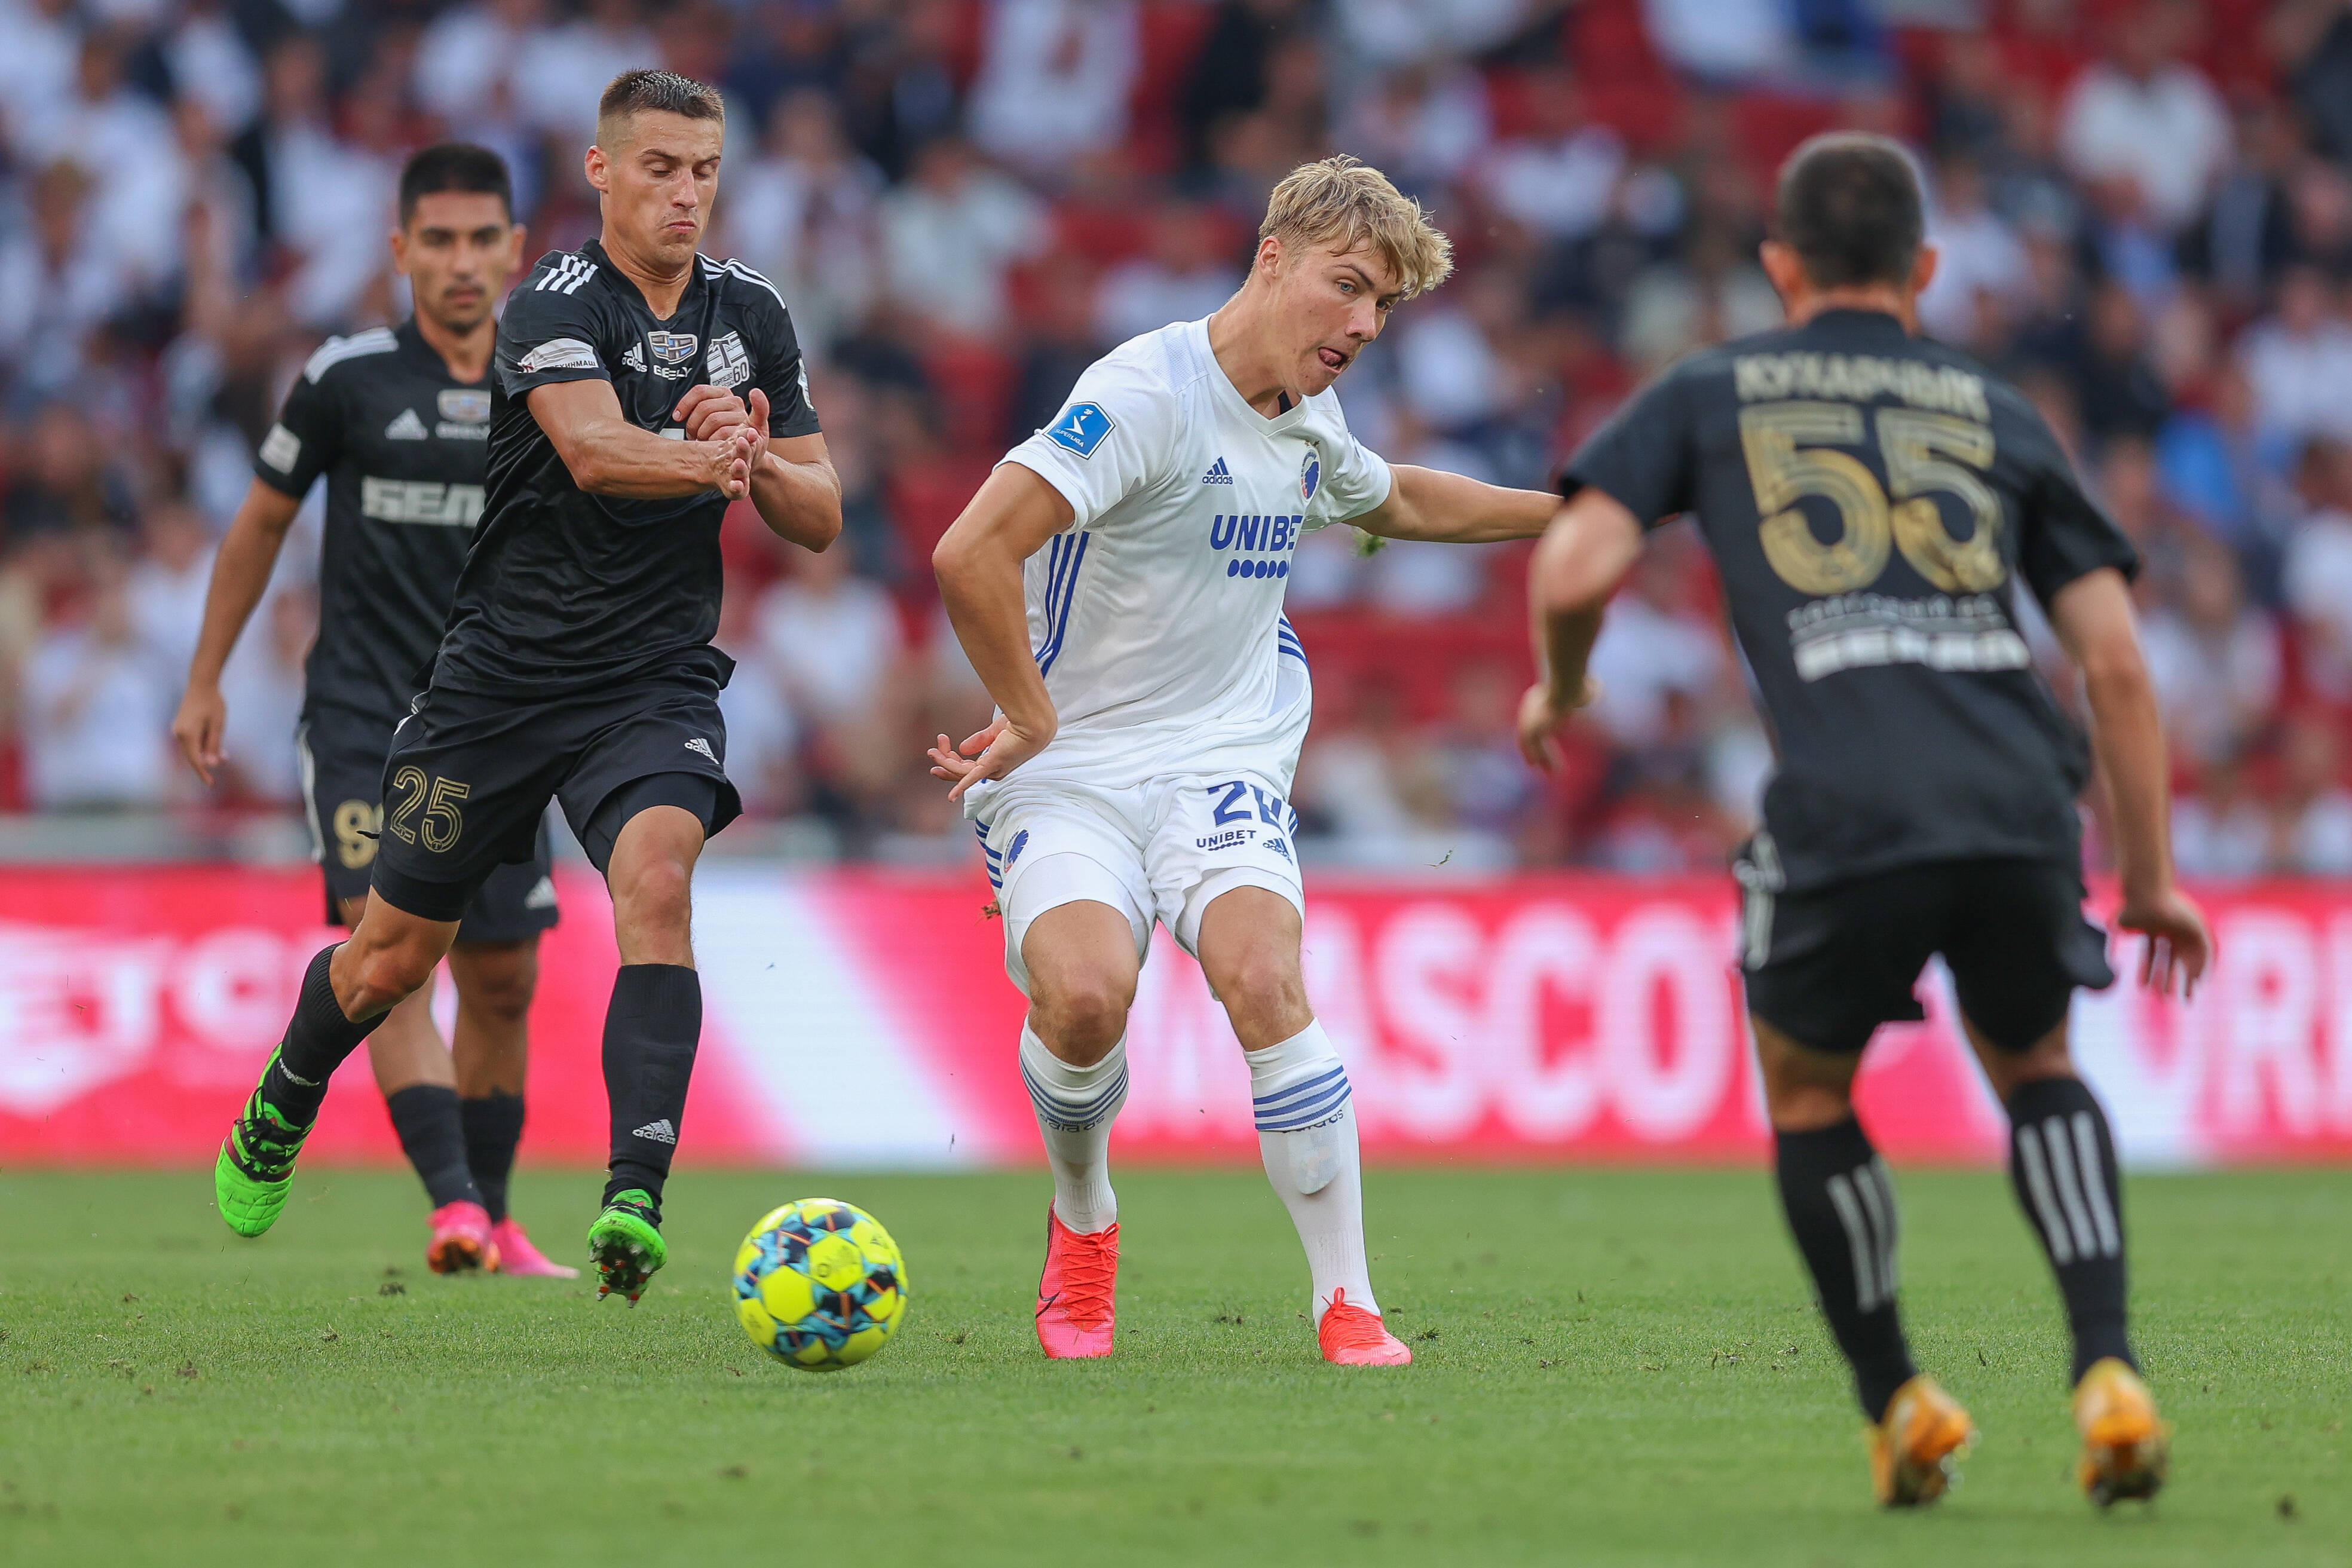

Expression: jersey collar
xmin=395 ymin=316 xmax=488 ymax=387
xmin=1192 ymin=319 xmax=1313 ymax=436
xmin=581 ymin=236 xmax=705 ymax=324
xmin=1808 ymin=307 xmax=1910 ymax=338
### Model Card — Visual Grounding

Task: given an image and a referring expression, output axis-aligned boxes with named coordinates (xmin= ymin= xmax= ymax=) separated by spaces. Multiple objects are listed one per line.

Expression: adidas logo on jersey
xmin=630 ymin=1119 xmax=678 ymax=1144
xmin=1202 ymin=457 xmax=1233 ymax=485
xmin=621 ymin=342 xmax=647 ymax=372
xmin=524 ymin=876 xmax=557 ymax=909
xmin=684 ymin=737 xmax=717 ymax=762
xmin=384 ymin=409 xmax=429 ymax=440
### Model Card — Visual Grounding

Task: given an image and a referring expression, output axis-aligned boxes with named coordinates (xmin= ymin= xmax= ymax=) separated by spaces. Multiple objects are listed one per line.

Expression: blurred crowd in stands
xmin=3 ymin=0 xmax=2352 ymax=877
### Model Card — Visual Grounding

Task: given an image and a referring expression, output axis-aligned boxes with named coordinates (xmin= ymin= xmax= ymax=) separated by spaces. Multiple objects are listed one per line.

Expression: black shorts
xmin=298 ymin=707 xmax=560 ymax=944
xmin=1737 ymin=855 xmax=2116 ymax=1055
xmin=369 ymin=675 xmax=740 ymax=923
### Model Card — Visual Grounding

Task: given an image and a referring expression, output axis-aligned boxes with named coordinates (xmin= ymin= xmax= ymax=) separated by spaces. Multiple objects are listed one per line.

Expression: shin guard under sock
xmin=385 ymin=1085 xmax=482 ymax=1210
xmin=1775 ymin=1118 xmax=1918 ymax=1420
xmin=1247 ymin=1021 xmax=1376 ymax=1322
xmin=264 ymin=945 xmax=389 ymax=1126
xmin=461 ymin=1091 xmax=526 ymax=1224
xmin=2006 ymin=1076 xmax=2134 ymax=1383
xmin=602 ymin=964 xmax=702 ymax=1211
xmin=1018 ymin=1024 xmax=1126 ymax=1233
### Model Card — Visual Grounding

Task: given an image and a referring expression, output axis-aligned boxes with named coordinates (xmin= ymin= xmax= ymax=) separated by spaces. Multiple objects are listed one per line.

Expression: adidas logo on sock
xmin=1201 ymin=457 xmax=1233 ymax=485
xmin=630 ymin=1119 xmax=677 ymax=1144
xmin=384 ymin=408 xmax=429 ymax=440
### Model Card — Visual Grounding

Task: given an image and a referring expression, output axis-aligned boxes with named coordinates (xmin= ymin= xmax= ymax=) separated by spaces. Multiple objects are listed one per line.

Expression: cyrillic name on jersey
xmin=1732 ymin=353 xmax=1989 ymax=421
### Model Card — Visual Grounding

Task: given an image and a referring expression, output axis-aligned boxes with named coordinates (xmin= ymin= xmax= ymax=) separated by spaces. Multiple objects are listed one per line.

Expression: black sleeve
xmin=2006 ymin=389 xmax=2140 ymax=610
xmin=748 ymin=289 xmax=821 ymax=440
xmin=1557 ymin=362 xmax=1697 ymax=527
xmin=494 ymin=271 xmax=612 ymax=400
xmin=252 ymin=363 xmax=342 ymax=498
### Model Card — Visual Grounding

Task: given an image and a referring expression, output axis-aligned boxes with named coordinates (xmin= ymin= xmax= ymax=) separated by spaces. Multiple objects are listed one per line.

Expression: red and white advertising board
xmin=3 ymin=866 xmax=2347 ymax=1168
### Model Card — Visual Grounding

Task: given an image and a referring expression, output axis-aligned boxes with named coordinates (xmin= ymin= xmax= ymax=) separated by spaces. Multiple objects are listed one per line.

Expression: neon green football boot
xmin=588 ymin=1190 xmax=666 ymax=1304
xmin=214 ymin=1051 xmax=314 ymax=1238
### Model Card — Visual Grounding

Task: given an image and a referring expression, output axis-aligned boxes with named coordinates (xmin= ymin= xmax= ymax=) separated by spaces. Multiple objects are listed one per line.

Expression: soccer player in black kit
xmin=211 ymin=70 xmax=842 ymax=1303
xmin=1519 ymin=136 xmax=2213 ymax=1509
xmin=176 ymin=144 xmax=576 ymax=1279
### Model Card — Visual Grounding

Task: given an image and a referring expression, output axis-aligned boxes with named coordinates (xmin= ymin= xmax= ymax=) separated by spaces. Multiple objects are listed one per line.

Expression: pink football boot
xmin=1318 ymin=1288 xmax=1412 ymax=1366
xmin=425 ymin=1200 xmax=498 ymax=1274
xmin=1034 ymin=1208 xmax=1119 ymax=1358
xmin=489 ymin=1217 xmax=579 ymax=1278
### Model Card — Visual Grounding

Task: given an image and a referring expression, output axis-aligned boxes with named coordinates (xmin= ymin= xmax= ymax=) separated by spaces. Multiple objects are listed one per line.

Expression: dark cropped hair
xmin=1774 ymin=133 xmax=1925 ymax=290
xmin=398 ymin=143 xmax=513 ymax=225
xmin=597 ymin=68 xmax=726 ymax=144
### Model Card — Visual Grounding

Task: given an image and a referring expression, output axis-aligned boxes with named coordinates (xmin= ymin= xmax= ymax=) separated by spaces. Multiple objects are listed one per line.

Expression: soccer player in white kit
xmin=929 ymin=158 xmax=1564 ymax=1365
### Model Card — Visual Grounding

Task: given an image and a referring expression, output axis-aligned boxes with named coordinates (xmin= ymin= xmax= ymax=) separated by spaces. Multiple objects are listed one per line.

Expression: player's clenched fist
xmin=1514 ymin=675 xmax=1601 ymax=773
xmin=700 ymin=424 xmax=757 ymax=498
xmin=678 ymin=385 xmax=771 ymax=499
xmin=171 ymin=681 xmax=228 ymax=786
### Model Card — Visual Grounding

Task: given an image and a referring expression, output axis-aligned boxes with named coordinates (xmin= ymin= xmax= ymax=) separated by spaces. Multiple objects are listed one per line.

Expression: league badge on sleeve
xmin=1048 ymin=402 xmax=1114 ymax=458
xmin=1300 ymin=443 xmax=1321 ymax=503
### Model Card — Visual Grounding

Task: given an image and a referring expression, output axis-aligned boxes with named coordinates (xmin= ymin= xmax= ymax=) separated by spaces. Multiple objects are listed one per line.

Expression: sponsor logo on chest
xmin=361 ymin=477 xmax=483 ymax=526
xmin=1208 ymin=512 xmax=1301 ymax=580
xmin=435 ymin=387 xmax=490 ymax=439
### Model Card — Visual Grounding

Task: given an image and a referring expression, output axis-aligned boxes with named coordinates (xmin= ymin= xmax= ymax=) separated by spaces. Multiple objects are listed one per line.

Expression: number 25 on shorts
xmin=384 ymin=765 xmax=470 ymax=853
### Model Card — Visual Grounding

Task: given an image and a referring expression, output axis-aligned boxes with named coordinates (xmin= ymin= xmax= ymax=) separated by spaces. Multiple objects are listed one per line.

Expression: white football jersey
xmin=978 ymin=318 xmax=1392 ymax=797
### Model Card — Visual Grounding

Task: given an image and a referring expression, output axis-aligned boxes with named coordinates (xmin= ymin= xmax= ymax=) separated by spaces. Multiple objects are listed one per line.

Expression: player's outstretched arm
xmin=1515 ymin=487 xmax=1645 ymax=772
xmin=172 ymin=479 xmax=303 ymax=786
xmin=2048 ymin=566 xmax=2213 ymax=997
xmin=929 ymin=461 xmax=1074 ymax=801
xmin=1353 ymin=464 xmax=1562 ymax=543
xmin=528 ymin=379 xmax=753 ymax=500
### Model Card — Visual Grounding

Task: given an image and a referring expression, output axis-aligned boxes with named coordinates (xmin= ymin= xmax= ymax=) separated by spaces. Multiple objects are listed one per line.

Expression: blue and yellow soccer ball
xmin=733 ymin=1199 xmax=908 ymax=1371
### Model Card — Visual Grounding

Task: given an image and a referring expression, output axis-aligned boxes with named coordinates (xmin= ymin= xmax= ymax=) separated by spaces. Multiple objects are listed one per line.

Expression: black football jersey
xmin=254 ymin=317 xmax=494 ymax=725
xmin=1562 ymin=308 xmax=2139 ymax=894
xmin=433 ymin=238 xmax=820 ymax=698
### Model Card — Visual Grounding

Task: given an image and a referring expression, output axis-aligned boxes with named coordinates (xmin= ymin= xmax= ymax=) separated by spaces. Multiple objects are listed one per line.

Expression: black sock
xmin=601 ymin=964 xmax=701 ymax=1212
xmin=262 ymin=945 xmax=389 ymax=1126
xmin=385 ymin=1085 xmax=482 ymax=1210
xmin=461 ymin=1091 xmax=526 ymax=1225
xmin=1775 ymin=1118 xmax=1918 ymax=1421
xmin=2005 ymin=1076 xmax=2134 ymax=1383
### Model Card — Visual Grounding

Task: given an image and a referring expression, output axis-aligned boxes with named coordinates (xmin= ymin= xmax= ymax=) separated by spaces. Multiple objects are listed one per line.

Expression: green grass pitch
xmin=1 ymin=1166 xmax=2344 ymax=1567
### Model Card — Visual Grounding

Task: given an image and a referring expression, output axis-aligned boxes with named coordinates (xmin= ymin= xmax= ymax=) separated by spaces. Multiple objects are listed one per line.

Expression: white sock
xmin=1247 ymin=1019 xmax=1376 ymax=1322
xmin=1018 ymin=1022 xmax=1126 ymax=1235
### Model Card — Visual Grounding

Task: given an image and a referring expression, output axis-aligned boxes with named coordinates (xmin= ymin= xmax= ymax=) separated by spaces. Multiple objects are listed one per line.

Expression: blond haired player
xmin=929 ymin=157 xmax=1561 ymax=1365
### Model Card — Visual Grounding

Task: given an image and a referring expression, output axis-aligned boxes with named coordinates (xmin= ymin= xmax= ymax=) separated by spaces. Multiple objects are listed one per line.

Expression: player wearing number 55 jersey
xmin=1521 ymin=135 xmax=2213 ymax=1509
xmin=211 ymin=71 xmax=842 ymax=1305
xmin=927 ymin=157 xmax=1563 ymax=1366
xmin=173 ymin=145 xmax=572 ymax=1279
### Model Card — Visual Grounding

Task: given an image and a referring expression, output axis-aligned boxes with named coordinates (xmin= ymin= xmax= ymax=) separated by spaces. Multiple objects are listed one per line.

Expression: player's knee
xmin=350 ymin=941 xmax=438 ymax=1009
xmin=1031 ymin=970 xmax=1134 ymax=1059
xmin=614 ymin=854 xmax=694 ymax=935
xmin=1211 ymin=945 xmax=1306 ymax=1019
xmin=458 ymin=946 xmax=538 ymax=1023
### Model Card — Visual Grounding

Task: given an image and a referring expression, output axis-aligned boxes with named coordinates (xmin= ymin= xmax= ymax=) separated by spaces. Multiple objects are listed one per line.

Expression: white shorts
xmin=973 ymin=770 xmax=1306 ymax=996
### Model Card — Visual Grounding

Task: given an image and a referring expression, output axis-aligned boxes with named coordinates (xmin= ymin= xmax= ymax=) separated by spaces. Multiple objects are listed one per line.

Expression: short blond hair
xmin=1260 ymin=155 xmax=1454 ymax=299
